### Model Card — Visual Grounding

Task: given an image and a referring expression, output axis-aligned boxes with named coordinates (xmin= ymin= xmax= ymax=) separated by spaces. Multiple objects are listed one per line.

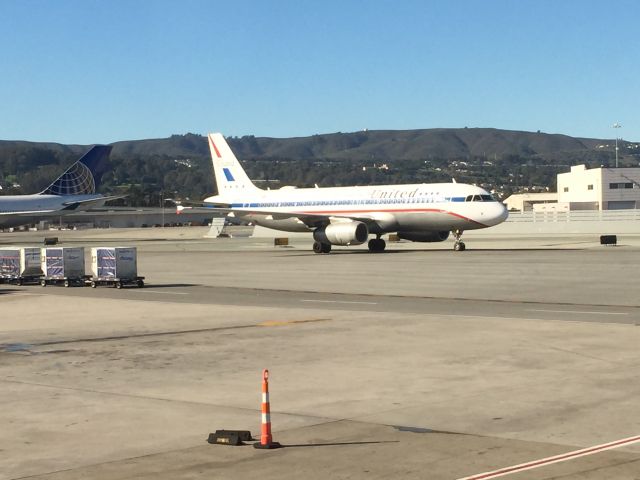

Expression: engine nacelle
xmin=397 ymin=231 xmax=450 ymax=243
xmin=314 ymin=222 xmax=369 ymax=246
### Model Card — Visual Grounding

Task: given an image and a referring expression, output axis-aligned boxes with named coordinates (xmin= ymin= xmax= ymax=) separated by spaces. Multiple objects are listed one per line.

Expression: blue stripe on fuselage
xmin=225 ymin=198 xmax=474 ymax=209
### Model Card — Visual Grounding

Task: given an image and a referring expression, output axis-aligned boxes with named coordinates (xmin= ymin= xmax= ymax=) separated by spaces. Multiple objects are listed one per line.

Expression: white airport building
xmin=505 ymin=165 xmax=640 ymax=212
xmin=557 ymin=165 xmax=640 ymax=210
xmin=503 ymin=192 xmax=559 ymax=212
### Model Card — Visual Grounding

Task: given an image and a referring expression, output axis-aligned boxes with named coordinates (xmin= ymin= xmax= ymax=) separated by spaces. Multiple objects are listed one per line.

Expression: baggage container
xmin=40 ymin=247 xmax=86 ymax=286
xmin=89 ymin=247 xmax=144 ymax=288
xmin=0 ymin=247 xmax=42 ymax=284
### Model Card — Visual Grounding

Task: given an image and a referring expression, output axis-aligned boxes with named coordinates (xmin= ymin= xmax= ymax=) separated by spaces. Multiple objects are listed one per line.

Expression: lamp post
xmin=161 ymin=191 xmax=165 ymax=228
xmin=612 ymin=123 xmax=622 ymax=168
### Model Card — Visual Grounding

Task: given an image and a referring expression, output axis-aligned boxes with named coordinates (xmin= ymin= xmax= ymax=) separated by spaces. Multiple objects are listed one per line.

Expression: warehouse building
xmin=503 ymin=192 xmax=559 ymax=212
xmin=557 ymin=165 xmax=640 ymax=210
xmin=504 ymin=164 xmax=640 ymax=212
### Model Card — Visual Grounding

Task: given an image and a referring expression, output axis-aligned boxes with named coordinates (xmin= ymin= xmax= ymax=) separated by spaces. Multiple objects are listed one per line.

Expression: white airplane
xmin=0 ymin=145 xmax=118 ymax=229
xmin=203 ymin=133 xmax=508 ymax=253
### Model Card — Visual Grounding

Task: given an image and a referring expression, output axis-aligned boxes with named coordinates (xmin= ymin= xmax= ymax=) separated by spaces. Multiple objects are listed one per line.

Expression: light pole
xmin=161 ymin=191 xmax=165 ymax=228
xmin=612 ymin=122 xmax=622 ymax=168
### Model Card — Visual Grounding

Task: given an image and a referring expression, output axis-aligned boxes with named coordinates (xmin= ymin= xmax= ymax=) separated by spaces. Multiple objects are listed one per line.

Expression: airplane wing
xmin=207 ymin=206 xmax=383 ymax=229
xmin=0 ymin=196 xmax=124 ymax=216
xmin=61 ymin=195 xmax=125 ymax=211
xmin=0 ymin=209 xmax=59 ymax=216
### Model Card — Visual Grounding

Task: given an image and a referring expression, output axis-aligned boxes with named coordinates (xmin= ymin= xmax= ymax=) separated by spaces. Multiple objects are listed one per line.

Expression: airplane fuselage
xmin=203 ymin=132 xmax=507 ymax=252
xmin=205 ymin=182 xmax=508 ymax=234
xmin=0 ymin=194 xmax=107 ymax=228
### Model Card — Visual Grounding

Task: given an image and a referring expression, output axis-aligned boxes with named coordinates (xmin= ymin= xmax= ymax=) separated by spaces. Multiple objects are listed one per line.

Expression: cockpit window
xmin=466 ymin=194 xmax=497 ymax=202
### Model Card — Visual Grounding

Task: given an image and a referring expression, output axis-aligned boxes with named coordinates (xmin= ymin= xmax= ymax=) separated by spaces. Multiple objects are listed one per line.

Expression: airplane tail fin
xmin=41 ymin=145 xmax=113 ymax=195
xmin=207 ymin=133 xmax=259 ymax=196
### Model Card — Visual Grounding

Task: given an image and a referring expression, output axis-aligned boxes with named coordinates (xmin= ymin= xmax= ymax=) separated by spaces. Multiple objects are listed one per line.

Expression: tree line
xmin=0 ymin=146 xmax=626 ymax=205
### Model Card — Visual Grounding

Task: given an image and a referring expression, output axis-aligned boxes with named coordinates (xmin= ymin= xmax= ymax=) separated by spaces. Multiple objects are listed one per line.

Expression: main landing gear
xmin=312 ymin=241 xmax=332 ymax=254
xmin=452 ymin=229 xmax=466 ymax=251
xmin=367 ymin=236 xmax=386 ymax=253
xmin=312 ymin=237 xmax=387 ymax=254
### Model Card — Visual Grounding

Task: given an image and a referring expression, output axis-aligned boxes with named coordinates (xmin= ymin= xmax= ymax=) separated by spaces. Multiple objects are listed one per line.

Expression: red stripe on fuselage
xmin=293 ymin=208 xmax=488 ymax=227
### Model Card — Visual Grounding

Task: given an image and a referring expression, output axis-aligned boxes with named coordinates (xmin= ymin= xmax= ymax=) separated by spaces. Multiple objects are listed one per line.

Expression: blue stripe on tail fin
xmin=41 ymin=145 xmax=112 ymax=195
xmin=223 ymin=168 xmax=235 ymax=181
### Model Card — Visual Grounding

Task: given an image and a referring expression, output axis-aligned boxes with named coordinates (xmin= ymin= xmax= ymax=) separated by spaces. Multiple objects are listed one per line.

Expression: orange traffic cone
xmin=253 ymin=369 xmax=281 ymax=449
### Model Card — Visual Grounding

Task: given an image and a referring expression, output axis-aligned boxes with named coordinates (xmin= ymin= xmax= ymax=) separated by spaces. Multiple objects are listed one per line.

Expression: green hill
xmin=100 ymin=128 xmax=607 ymax=161
xmin=0 ymin=128 xmax=635 ymax=205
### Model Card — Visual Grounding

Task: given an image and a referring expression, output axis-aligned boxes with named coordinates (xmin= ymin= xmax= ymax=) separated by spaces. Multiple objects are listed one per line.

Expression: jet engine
xmin=397 ymin=231 xmax=450 ymax=242
xmin=313 ymin=222 xmax=369 ymax=246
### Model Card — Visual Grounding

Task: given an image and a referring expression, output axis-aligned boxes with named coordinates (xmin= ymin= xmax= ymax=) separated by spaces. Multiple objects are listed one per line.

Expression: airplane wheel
xmin=368 ymin=239 xmax=386 ymax=252
xmin=313 ymin=242 xmax=332 ymax=254
xmin=454 ymin=242 xmax=466 ymax=251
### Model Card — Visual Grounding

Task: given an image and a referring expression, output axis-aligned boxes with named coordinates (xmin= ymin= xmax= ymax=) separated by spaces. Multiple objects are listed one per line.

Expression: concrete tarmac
xmin=1 ymin=227 xmax=639 ymax=479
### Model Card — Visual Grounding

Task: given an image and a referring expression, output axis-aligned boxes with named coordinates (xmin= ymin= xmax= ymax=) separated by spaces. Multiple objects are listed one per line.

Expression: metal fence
xmin=507 ymin=209 xmax=640 ymax=223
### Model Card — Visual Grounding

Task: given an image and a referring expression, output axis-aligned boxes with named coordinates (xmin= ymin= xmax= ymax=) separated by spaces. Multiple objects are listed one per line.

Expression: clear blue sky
xmin=1 ymin=0 xmax=638 ymax=144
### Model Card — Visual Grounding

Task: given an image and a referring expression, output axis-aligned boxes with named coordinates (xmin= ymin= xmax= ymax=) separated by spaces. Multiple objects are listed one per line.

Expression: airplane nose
xmin=496 ymin=203 xmax=509 ymax=223
xmin=487 ymin=203 xmax=509 ymax=226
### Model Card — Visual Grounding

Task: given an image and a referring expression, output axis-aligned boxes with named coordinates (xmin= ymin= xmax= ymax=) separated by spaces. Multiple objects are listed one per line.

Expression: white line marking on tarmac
xmin=528 ymin=309 xmax=628 ymax=316
xmin=133 ymin=290 xmax=189 ymax=295
xmin=457 ymin=434 xmax=640 ymax=480
xmin=301 ymin=299 xmax=378 ymax=305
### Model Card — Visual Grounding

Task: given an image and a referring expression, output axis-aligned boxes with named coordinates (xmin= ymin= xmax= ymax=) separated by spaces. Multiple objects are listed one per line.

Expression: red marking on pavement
xmin=457 ymin=434 xmax=640 ymax=480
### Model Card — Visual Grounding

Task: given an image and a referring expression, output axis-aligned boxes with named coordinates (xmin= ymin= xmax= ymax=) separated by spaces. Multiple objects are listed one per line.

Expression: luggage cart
xmin=41 ymin=247 xmax=85 ymax=287
xmin=89 ymin=247 xmax=143 ymax=289
xmin=0 ymin=247 xmax=43 ymax=285
xmin=87 ymin=276 xmax=145 ymax=289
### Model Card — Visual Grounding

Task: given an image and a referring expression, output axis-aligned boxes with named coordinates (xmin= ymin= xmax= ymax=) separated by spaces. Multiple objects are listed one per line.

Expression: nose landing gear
xmin=452 ymin=229 xmax=466 ymax=251
xmin=367 ymin=236 xmax=386 ymax=253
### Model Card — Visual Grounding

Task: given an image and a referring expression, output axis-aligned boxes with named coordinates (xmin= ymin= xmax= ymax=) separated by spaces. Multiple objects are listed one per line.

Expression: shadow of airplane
xmin=280 ymin=247 xmax=585 ymax=257
xmin=0 ymin=288 xmax=24 ymax=295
